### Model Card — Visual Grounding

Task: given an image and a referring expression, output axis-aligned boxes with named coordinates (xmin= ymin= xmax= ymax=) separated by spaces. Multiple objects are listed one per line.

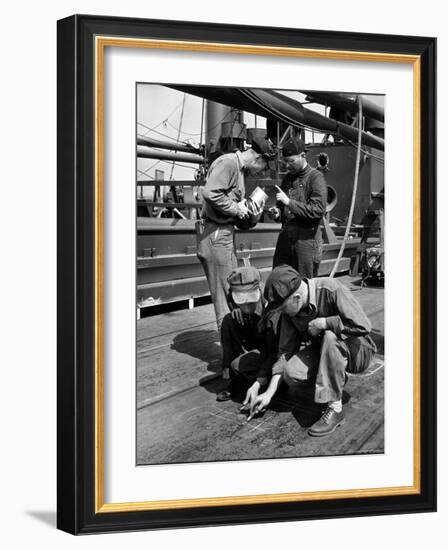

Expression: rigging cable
xmin=169 ymin=93 xmax=187 ymax=182
xmin=137 ymin=122 xmax=186 ymax=143
xmin=200 ymin=98 xmax=205 ymax=146
xmin=138 ymin=99 xmax=183 ymax=135
xmin=329 ymin=95 xmax=363 ymax=278
xmin=165 ymin=110 xmax=233 ymax=137
xmin=137 ymin=159 xmax=162 ymax=177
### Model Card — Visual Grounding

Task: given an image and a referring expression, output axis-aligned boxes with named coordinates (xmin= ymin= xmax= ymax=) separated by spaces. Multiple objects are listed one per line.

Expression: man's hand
xmin=236 ymin=200 xmax=249 ymax=219
xmin=248 ymin=392 xmax=272 ymax=421
xmin=221 ymin=367 xmax=230 ymax=380
xmin=240 ymin=382 xmax=260 ymax=413
xmin=308 ymin=317 xmax=327 ymax=337
xmin=268 ymin=206 xmax=281 ymax=221
xmin=231 ymin=308 xmax=245 ymax=325
xmin=249 ymin=199 xmax=264 ymax=217
xmin=275 ymin=185 xmax=290 ymax=206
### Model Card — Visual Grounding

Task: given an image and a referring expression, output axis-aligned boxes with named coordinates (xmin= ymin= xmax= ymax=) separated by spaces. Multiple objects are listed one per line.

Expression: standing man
xmin=271 ymin=137 xmax=327 ymax=278
xmin=248 ymin=265 xmax=377 ymax=436
xmin=198 ymin=138 xmax=276 ymax=329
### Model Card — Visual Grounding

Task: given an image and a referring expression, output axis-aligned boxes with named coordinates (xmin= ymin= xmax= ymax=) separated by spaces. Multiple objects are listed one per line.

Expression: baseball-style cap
xmin=281 ymin=137 xmax=309 ymax=157
xmin=251 ymin=137 xmax=277 ymax=170
xmin=228 ymin=266 xmax=262 ymax=304
xmin=264 ymin=264 xmax=303 ymax=305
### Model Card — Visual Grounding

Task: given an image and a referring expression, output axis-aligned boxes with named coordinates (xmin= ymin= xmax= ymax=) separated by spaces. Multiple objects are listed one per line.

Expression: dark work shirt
xmin=279 ymin=164 xmax=327 ymax=226
xmin=227 ymin=292 xmax=279 ymax=383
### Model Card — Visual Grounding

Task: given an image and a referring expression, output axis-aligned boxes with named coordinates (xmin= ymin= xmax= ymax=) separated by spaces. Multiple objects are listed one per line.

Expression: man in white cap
xmin=216 ymin=266 xmax=277 ymax=402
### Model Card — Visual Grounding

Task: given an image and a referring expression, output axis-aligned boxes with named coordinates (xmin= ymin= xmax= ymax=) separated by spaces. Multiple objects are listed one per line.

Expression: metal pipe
xmin=137 ymin=146 xmax=204 ymax=164
xmin=303 ymin=90 xmax=384 ymax=123
xmin=246 ymin=89 xmax=384 ymax=150
xmin=137 ymin=136 xmax=201 ymax=154
xmin=206 ymin=100 xmax=231 ymax=154
xmin=167 ymin=85 xmax=384 ymax=151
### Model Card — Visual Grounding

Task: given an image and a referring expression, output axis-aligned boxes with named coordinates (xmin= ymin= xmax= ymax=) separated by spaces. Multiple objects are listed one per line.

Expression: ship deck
xmin=137 ymin=274 xmax=384 ymax=465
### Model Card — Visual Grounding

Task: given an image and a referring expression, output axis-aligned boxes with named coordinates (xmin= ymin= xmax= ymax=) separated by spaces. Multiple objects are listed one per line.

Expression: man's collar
xmin=303 ymin=278 xmax=317 ymax=314
xmin=254 ymin=297 xmax=264 ymax=317
xmin=297 ymin=163 xmax=311 ymax=177
xmin=288 ymin=162 xmax=310 ymax=177
xmin=235 ymin=150 xmax=245 ymax=171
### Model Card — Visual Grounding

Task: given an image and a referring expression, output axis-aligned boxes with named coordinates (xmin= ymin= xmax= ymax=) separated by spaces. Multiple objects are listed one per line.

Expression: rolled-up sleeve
xmin=201 ymin=158 xmax=239 ymax=217
xmin=325 ymin=287 xmax=372 ymax=338
xmin=271 ymin=315 xmax=302 ymax=376
xmin=254 ymin=316 xmax=278 ymax=383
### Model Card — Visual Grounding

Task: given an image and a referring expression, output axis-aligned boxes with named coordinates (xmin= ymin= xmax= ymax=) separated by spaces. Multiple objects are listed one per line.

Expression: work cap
xmin=281 ymin=137 xmax=309 ymax=157
xmin=228 ymin=266 xmax=262 ymax=304
xmin=251 ymin=137 xmax=277 ymax=170
xmin=264 ymin=264 xmax=303 ymax=305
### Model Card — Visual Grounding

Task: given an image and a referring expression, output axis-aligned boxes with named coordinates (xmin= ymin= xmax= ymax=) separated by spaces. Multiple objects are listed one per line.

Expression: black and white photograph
xmin=136 ymin=84 xmax=385 ymax=465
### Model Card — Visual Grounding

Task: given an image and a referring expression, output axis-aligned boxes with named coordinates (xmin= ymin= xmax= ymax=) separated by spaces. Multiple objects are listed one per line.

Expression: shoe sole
xmin=308 ymin=417 xmax=345 ymax=437
xmin=216 ymin=392 xmax=232 ymax=402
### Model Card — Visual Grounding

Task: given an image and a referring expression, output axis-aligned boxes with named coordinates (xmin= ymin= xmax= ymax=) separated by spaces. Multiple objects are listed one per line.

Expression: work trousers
xmin=282 ymin=330 xmax=375 ymax=403
xmin=273 ymin=223 xmax=323 ymax=278
xmin=197 ymin=220 xmax=237 ymax=330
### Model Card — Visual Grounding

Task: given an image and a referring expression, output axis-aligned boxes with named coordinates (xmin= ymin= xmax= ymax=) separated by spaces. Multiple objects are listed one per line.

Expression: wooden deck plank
xmin=136 ymin=276 xmax=384 ymax=464
xmin=137 ymin=305 xmax=217 ymax=346
xmin=137 ymin=328 xmax=220 ymax=407
xmin=137 ymin=368 xmax=384 ymax=464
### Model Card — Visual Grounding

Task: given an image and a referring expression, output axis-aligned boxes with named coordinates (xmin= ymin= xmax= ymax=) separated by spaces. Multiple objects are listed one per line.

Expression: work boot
xmin=308 ymin=407 xmax=345 ymax=437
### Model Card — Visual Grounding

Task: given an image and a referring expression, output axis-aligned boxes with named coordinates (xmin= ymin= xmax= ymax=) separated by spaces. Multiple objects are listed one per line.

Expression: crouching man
xmin=217 ymin=266 xmax=277 ymax=403
xmin=249 ymin=264 xmax=377 ymax=436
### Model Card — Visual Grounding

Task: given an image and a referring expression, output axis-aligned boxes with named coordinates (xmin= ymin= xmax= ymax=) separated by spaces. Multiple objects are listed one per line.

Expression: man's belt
xmin=202 ymin=217 xmax=235 ymax=227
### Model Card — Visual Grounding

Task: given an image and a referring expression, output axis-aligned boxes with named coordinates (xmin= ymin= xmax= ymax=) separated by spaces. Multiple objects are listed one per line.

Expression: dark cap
xmin=251 ymin=137 xmax=277 ymax=170
xmin=228 ymin=266 xmax=261 ymax=304
xmin=281 ymin=137 xmax=309 ymax=157
xmin=264 ymin=264 xmax=303 ymax=305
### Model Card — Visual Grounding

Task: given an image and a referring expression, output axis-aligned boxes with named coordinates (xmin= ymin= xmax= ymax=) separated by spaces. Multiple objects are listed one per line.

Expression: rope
xmin=137 ymin=122 xmax=186 ymax=144
xmin=165 ymin=110 xmax=232 ymax=137
xmin=200 ymin=98 xmax=205 ymax=146
xmin=345 ymin=138 xmax=385 ymax=163
xmin=330 ymin=95 xmax=363 ymax=278
xmin=169 ymin=93 xmax=187 ymax=182
xmin=137 ymin=169 xmax=154 ymax=178
xmin=136 ymin=159 xmax=162 ymax=177
xmin=138 ymin=100 xmax=183 ymax=135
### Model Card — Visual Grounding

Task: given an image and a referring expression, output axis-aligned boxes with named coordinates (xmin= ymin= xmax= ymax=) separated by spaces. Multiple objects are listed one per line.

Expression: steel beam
xmin=137 ymin=146 xmax=204 ymax=164
xmin=303 ymin=91 xmax=384 ymax=123
xmin=137 ymin=136 xmax=202 ymax=154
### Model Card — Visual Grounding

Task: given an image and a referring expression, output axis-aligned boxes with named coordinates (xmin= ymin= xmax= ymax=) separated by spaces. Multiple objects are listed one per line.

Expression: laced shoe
xmin=308 ymin=406 xmax=345 ymax=437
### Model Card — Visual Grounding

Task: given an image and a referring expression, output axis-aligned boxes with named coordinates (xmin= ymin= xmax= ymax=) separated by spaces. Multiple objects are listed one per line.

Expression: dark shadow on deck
xmin=171 ymin=329 xmax=221 ymax=377
xmin=370 ymin=329 xmax=384 ymax=356
xmin=270 ymin=385 xmax=351 ymax=427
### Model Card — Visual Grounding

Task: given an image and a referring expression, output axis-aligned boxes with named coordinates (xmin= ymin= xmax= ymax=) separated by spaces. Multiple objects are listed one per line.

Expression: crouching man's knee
xmin=230 ymin=349 xmax=261 ymax=379
xmin=229 ymin=355 xmax=241 ymax=375
xmin=322 ymin=329 xmax=338 ymax=343
xmin=283 ymin=356 xmax=311 ymax=388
